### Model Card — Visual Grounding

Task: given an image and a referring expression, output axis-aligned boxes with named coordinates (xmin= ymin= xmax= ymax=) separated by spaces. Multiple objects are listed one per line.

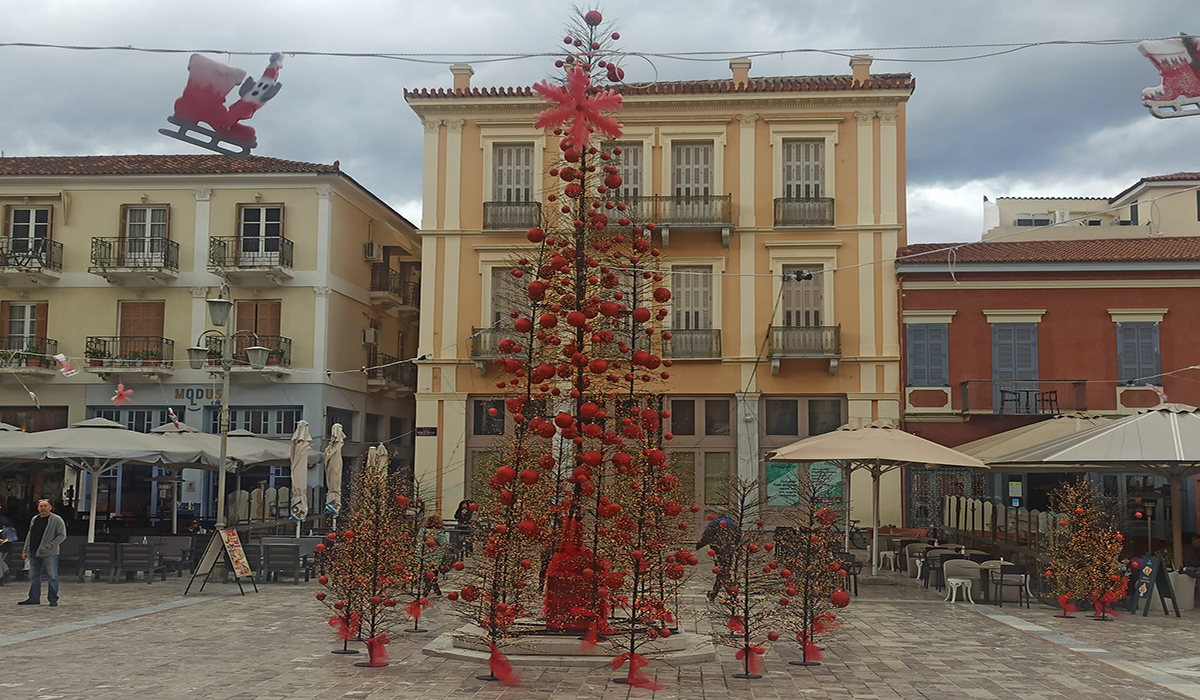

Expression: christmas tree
xmin=315 ymin=445 xmax=416 ymax=666
xmin=1042 ymin=479 xmax=1128 ymax=620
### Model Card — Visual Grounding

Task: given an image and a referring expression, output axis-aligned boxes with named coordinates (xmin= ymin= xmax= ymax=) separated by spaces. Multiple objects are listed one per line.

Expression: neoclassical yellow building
xmin=406 ymin=57 xmax=914 ymax=524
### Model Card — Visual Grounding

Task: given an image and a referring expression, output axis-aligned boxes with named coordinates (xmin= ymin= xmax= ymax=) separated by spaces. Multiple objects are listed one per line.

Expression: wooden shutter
xmin=493 ymin=144 xmax=533 ymax=202
xmin=34 ymin=302 xmax=48 ymax=340
xmin=781 ymin=265 xmax=822 ymax=327
xmin=0 ymin=302 xmax=8 ymax=344
xmin=926 ymin=325 xmax=947 ymax=386
xmin=672 ymin=142 xmax=712 ymax=197
xmin=491 ymin=267 xmax=523 ymax=323
xmin=782 ymin=139 xmax=824 ymax=199
xmin=672 ymin=266 xmax=711 ymax=330
xmin=1118 ymin=322 xmax=1159 ymax=383
xmin=615 ymin=143 xmax=641 ymax=197
xmin=1139 ymin=323 xmax=1160 ymax=381
xmin=119 ymin=204 xmax=128 ymax=239
xmin=993 ymin=323 xmax=1038 ymax=383
xmin=1117 ymin=323 xmax=1139 ymax=383
xmin=120 ymin=301 xmax=165 ymax=337
xmin=907 ymin=325 xmax=928 ymax=386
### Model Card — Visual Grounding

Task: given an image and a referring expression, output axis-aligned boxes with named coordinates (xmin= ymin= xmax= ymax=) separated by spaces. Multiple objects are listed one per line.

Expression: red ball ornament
xmin=315 ymin=543 xmax=326 ymax=553
xmin=334 ymin=600 xmax=345 ymax=610
xmin=326 ymin=532 xmax=337 ymax=542
xmin=768 ymin=631 xmax=779 ymax=642
xmin=343 ymin=530 xmax=355 ymax=541
xmin=383 ymin=598 xmax=396 ymax=607
xmin=370 ymin=595 xmax=382 ymax=606
xmin=396 ymin=495 xmax=409 ymax=508
xmin=1058 ymin=520 xmax=1067 ymax=527
xmin=584 ymin=10 xmax=603 ymax=25
xmin=831 ymin=589 xmax=851 ymax=608
xmin=539 ymin=313 xmax=559 ymax=328
xmin=1135 ymin=511 xmax=1144 ymax=519
xmin=495 ymin=466 xmax=516 ymax=484
xmin=453 ymin=561 xmax=465 ymax=571
xmin=567 ymin=311 xmax=587 ymax=327
xmin=315 ymin=591 xmax=326 ymax=601
xmin=1075 ymin=507 xmax=1085 ymax=515
xmin=527 ymin=227 xmax=545 ymax=243
xmin=514 ymin=317 xmax=533 ymax=333
xmin=690 ymin=504 xmax=700 ymax=513
xmin=554 ymin=412 xmax=574 ymax=429
xmin=318 ymin=575 xmax=329 ymax=585
xmin=520 ymin=468 xmax=539 ymax=485
xmin=631 ymin=307 xmax=651 ymax=323
xmin=447 ymin=591 xmax=459 ymax=601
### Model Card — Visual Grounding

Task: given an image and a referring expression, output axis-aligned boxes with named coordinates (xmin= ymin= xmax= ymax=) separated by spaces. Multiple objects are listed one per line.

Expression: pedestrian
xmin=0 ymin=510 xmax=17 ymax=585
xmin=696 ymin=512 xmax=739 ymax=601
xmin=19 ymin=499 xmax=67 ymax=607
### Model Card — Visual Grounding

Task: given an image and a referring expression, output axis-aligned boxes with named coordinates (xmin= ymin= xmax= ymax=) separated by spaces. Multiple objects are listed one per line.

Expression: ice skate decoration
xmin=1139 ymin=34 xmax=1200 ymax=119
xmin=159 ymin=53 xmax=284 ymax=157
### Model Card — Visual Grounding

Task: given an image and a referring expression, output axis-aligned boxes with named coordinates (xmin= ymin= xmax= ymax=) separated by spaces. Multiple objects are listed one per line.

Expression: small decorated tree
xmin=315 ymin=446 xmax=414 ymax=666
xmin=1042 ymin=480 xmax=1128 ymax=620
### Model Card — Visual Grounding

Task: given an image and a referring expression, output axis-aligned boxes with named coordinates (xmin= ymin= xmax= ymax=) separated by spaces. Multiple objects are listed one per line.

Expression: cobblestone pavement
xmin=1 ymin=569 xmax=1197 ymax=700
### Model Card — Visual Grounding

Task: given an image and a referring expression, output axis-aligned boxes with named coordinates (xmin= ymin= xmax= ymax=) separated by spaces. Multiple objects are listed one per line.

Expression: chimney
xmin=449 ymin=63 xmax=475 ymax=92
xmin=849 ymin=54 xmax=872 ymax=84
xmin=729 ymin=57 xmax=751 ymax=85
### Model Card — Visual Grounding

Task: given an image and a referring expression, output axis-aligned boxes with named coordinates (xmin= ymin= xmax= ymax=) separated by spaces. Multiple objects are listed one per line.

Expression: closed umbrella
xmin=323 ymin=423 xmax=346 ymax=516
xmin=289 ymin=420 xmax=313 ymax=533
xmin=769 ymin=420 xmax=987 ymax=575
xmin=990 ymin=403 xmax=1200 ymax=567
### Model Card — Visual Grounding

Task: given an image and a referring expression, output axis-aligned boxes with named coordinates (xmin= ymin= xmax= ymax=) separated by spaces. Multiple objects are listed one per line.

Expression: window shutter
xmin=0 ymin=302 xmax=9 ymax=342
xmin=1 ymin=204 xmax=9 ymax=240
xmin=119 ymin=204 xmax=128 ymax=238
xmin=1014 ymin=324 xmax=1038 ymax=380
xmin=672 ymin=266 xmax=712 ymax=330
xmin=43 ymin=204 xmax=53 ymax=241
xmin=907 ymin=325 xmax=928 ymax=386
xmin=782 ymin=139 xmax=824 ymax=199
xmin=1117 ymin=323 xmax=1139 ymax=382
xmin=672 ymin=142 xmax=713 ymax=197
xmin=493 ymin=144 xmax=533 ymax=202
xmin=926 ymin=325 xmax=948 ymax=386
xmin=34 ymin=302 xmax=48 ymax=339
xmin=614 ymin=143 xmax=641 ymax=197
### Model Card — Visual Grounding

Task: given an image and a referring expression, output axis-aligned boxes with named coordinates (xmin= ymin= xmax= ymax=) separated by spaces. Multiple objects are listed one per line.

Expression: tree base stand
xmin=404 ymin=627 xmax=429 ymax=634
xmin=476 ymin=674 xmax=499 ymax=682
xmin=789 ymin=660 xmax=822 ymax=666
xmin=611 ymin=677 xmax=629 ymax=685
xmin=732 ymin=673 xmax=763 ymax=679
xmin=331 ymin=649 xmax=360 ymax=655
xmin=1053 ymin=614 xmax=1077 ymax=619
xmin=354 ymin=661 xmax=388 ymax=668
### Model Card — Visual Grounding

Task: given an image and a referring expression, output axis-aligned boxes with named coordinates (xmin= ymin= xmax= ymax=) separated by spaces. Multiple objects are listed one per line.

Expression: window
xmin=364 ymin=413 xmax=383 ymax=444
xmin=239 ymin=205 xmax=283 ymax=261
xmin=672 ymin=142 xmax=713 ymax=197
xmin=472 ymin=399 xmax=505 ymax=436
xmin=325 ymin=408 xmax=354 ymax=441
xmin=1014 ymin=213 xmax=1052 ymax=227
xmin=1084 ymin=219 xmax=1102 ymax=226
xmin=703 ymin=452 xmax=731 ymax=505
xmin=807 ymin=399 xmax=843 ymax=436
xmin=611 ymin=143 xmax=642 ymax=197
xmin=236 ymin=300 xmax=282 ymax=357
xmin=5 ymin=206 xmax=51 ymax=253
xmin=668 ymin=452 xmax=697 ymax=506
xmin=92 ymin=406 xmax=186 ymax=433
xmin=493 ymin=144 xmax=533 ymax=202
xmin=670 ymin=399 xmax=696 ymax=436
xmin=704 ymin=399 xmax=730 ymax=436
xmin=490 ymin=267 xmax=525 ymax=324
xmin=781 ymin=264 xmax=822 ymax=327
xmin=765 ymin=399 xmax=799 ymax=436
xmin=672 ymin=266 xmax=713 ymax=330
xmin=1130 ymin=201 xmax=1139 ymax=226
xmin=906 ymin=324 xmax=949 ymax=387
xmin=1117 ymin=322 xmax=1160 ymax=385
xmin=781 ymin=139 xmax=824 ymax=199
xmin=124 ymin=206 xmax=169 ymax=240
xmin=2 ymin=301 xmax=47 ymax=348
xmin=992 ymin=324 xmax=1038 ymax=413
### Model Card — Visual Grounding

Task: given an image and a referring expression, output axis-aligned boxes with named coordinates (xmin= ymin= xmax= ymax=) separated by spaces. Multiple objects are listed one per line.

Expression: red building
xmin=894 ymin=236 xmax=1200 ymax=532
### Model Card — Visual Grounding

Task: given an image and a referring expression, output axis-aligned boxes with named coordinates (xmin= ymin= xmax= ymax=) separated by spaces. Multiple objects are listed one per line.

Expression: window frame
xmin=1116 ymin=321 xmax=1161 ymax=385
xmin=906 ymin=323 xmax=950 ymax=387
xmin=236 ymin=204 xmax=285 ymax=256
xmin=780 ymin=138 xmax=825 ymax=199
xmin=5 ymin=205 xmax=52 ymax=252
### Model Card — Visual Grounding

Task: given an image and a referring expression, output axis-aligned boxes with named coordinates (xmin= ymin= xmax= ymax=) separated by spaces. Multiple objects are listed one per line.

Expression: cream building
xmin=405 ymin=56 xmax=914 ymax=525
xmin=0 ymin=155 xmax=419 ymax=520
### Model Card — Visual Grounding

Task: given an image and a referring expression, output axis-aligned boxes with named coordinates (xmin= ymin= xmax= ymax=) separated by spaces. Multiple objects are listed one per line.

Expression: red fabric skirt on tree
xmin=544 ymin=518 xmax=608 ymax=630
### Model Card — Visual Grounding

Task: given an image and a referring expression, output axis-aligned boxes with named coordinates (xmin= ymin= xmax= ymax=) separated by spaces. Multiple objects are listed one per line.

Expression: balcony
xmin=85 ymin=336 xmax=175 ymax=377
xmin=369 ymin=264 xmax=420 ymax=312
xmin=664 ymin=329 xmax=722 ymax=359
xmin=0 ymin=336 xmax=58 ymax=376
xmin=614 ymin=195 xmax=733 ymax=246
xmin=470 ymin=327 xmax=506 ymax=374
xmin=483 ymin=202 xmax=541 ymax=231
xmin=208 ymin=236 xmax=294 ymax=285
xmin=366 ymin=353 xmax=416 ymax=394
xmin=89 ymin=237 xmax=179 ymax=285
xmin=205 ymin=335 xmax=292 ymax=376
xmin=0 ymin=238 xmax=63 ymax=285
xmin=774 ymin=197 xmax=835 ymax=227
xmin=768 ymin=325 xmax=842 ymax=375
xmin=959 ymin=379 xmax=1088 ymax=415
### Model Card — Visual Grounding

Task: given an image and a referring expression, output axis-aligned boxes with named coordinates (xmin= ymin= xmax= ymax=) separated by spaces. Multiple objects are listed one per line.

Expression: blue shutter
xmin=1118 ymin=322 xmax=1162 ymax=384
xmin=1117 ymin=323 xmax=1140 ymax=383
xmin=1014 ymin=324 xmax=1038 ymax=380
xmin=907 ymin=325 xmax=928 ymax=386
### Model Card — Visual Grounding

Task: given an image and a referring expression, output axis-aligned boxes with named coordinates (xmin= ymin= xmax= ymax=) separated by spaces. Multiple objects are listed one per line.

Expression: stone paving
xmin=1 ymin=568 xmax=1197 ymax=700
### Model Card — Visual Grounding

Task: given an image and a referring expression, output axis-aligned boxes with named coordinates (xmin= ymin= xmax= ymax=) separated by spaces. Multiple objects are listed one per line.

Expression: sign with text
xmin=185 ymin=529 xmax=257 ymax=596
xmin=1134 ymin=556 xmax=1181 ymax=617
xmin=415 ymin=427 xmax=437 ymax=437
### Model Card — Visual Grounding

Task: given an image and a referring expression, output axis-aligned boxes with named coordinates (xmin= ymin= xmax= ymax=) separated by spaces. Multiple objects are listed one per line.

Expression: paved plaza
xmin=2 ymin=569 xmax=1199 ymax=700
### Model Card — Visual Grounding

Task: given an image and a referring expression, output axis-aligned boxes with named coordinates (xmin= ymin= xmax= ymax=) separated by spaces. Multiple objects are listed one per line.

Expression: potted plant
xmin=143 ymin=349 xmax=162 ymax=367
xmin=127 ymin=350 xmax=146 ymax=367
xmin=24 ymin=345 xmax=41 ymax=367
xmin=207 ymin=346 xmax=222 ymax=367
xmin=267 ymin=347 xmax=284 ymax=366
xmin=86 ymin=346 xmax=108 ymax=367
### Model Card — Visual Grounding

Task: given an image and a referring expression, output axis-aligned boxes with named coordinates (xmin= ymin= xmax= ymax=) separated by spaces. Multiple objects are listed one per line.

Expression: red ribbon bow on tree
xmin=1056 ymin=594 xmax=1078 ymax=617
xmin=405 ymin=598 xmax=430 ymax=621
xmin=486 ymin=641 xmax=520 ymax=687
xmin=328 ymin=612 xmax=361 ymax=640
xmin=727 ymin=615 xmax=745 ymax=633
xmin=611 ymin=652 xmax=662 ymax=689
xmin=736 ymin=644 xmax=766 ymax=675
xmin=533 ymin=66 xmax=623 ymax=152
xmin=364 ymin=633 xmax=390 ymax=667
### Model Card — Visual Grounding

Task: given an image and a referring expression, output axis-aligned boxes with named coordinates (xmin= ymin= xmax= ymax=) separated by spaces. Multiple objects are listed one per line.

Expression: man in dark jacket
xmin=20 ymin=499 xmax=67 ymax=607
xmin=696 ymin=514 xmax=738 ymax=600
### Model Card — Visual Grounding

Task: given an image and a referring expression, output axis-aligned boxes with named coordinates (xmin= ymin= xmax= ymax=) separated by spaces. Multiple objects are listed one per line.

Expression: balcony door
xmin=119 ymin=301 xmax=164 ymax=360
xmin=238 ymin=205 xmax=282 ymax=265
xmin=992 ymin=323 xmax=1038 ymax=414
xmin=782 ymin=139 xmax=824 ymax=199
xmin=6 ymin=206 xmax=51 ymax=263
xmin=671 ymin=142 xmax=715 ymax=222
xmin=1 ymin=301 xmax=46 ymax=356
xmin=122 ymin=206 xmax=168 ymax=267
xmin=493 ymin=144 xmax=533 ymax=203
xmin=236 ymin=300 xmax=281 ymax=357
xmin=781 ymin=265 xmax=822 ymax=328
xmin=671 ymin=266 xmax=715 ymax=357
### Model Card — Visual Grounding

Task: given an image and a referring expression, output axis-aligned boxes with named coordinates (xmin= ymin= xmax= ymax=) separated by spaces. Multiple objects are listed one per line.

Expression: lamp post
xmin=187 ymin=284 xmax=269 ymax=528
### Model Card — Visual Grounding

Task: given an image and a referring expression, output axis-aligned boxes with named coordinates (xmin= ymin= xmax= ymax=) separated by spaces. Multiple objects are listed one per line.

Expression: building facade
xmin=406 ymin=57 xmax=914 ymax=522
xmin=0 ymin=155 xmax=420 ymax=521
xmin=896 ymin=235 xmax=1200 ymax=533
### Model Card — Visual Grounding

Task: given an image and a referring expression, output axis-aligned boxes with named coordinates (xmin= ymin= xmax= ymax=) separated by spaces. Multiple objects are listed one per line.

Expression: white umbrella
xmin=289 ymin=420 xmax=313 ymax=530
xmin=0 ymin=422 xmax=21 ymax=431
xmin=323 ymin=423 xmax=345 ymax=516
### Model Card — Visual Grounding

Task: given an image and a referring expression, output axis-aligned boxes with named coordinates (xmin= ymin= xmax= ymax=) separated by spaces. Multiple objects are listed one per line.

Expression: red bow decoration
xmin=328 ymin=612 xmax=361 ymax=641
xmin=1091 ymin=591 xmax=1123 ymax=618
xmin=533 ymin=66 xmax=623 ymax=152
xmin=111 ymin=381 xmax=134 ymax=407
xmin=728 ymin=615 xmax=745 ymax=633
xmin=804 ymin=642 xmax=823 ymax=662
xmin=735 ymin=644 xmax=765 ymax=675
xmin=364 ymin=633 xmax=390 ymax=667
xmin=1055 ymin=594 xmax=1078 ymax=617
xmin=486 ymin=641 xmax=520 ymax=687
xmin=581 ymin=617 xmax=600 ymax=651
xmin=406 ymin=599 xmax=430 ymax=621
xmin=611 ymin=652 xmax=662 ymax=690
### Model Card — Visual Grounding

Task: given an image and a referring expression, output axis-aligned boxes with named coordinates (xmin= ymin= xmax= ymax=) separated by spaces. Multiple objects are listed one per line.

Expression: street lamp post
xmin=186 ymin=284 xmax=269 ymax=528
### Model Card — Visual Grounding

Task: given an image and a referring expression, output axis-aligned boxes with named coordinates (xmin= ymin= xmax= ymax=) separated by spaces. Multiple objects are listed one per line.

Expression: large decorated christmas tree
xmin=1042 ymin=480 xmax=1128 ymax=619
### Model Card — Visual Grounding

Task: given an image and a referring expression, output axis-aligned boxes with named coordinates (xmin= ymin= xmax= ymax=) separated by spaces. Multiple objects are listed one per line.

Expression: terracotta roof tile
xmin=0 ymin=154 xmax=339 ymax=177
xmin=896 ymin=237 xmax=1200 ymax=265
xmin=404 ymin=73 xmax=914 ymax=99
xmin=1111 ymin=172 xmax=1200 ymax=202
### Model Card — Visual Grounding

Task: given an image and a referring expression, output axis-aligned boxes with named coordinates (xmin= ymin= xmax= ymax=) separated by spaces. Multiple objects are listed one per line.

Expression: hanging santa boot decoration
xmin=1139 ymin=34 xmax=1200 ymax=119
xmin=159 ymin=53 xmax=284 ymax=157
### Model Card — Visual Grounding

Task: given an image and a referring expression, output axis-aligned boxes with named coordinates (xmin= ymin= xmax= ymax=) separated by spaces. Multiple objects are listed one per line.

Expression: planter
xmin=25 ymin=358 xmax=41 ymax=367
xmin=267 ymin=355 xmax=280 ymax=366
xmin=1169 ymin=571 xmax=1196 ymax=610
xmin=145 ymin=359 xmax=161 ymax=367
xmin=89 ymin=358 xmax=104 ymax=367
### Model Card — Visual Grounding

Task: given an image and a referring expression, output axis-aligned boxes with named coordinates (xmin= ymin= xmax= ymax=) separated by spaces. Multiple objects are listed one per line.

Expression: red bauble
xmin=315 ymin=543 xmax=326 ymax=553
xmin=396 ymin=495 xmax=409 ymax=508
xmin=831 ymin=589 xmax=851 ymax=608
xmin=653 ymin=287 xmax=671 ymax=302
xmin=589 ymin=358 xmax=609 ymax=374
xmin=584 ymin=10 xmax=603 ymax=25
xmin=520 ymin=468 xmax=539 ymax=485
xmin=447 ymin=591 xmax=459 ymax=601
xmin=343 ymin=530 xmax=355 ymax=541
xmin=527 ymin=227 xmax=545 ymax=243
xmin=469 ymin=502 xmax=479 ymax=512
xmin=333 ymin=600 xmax=345 ymax=610
xmin=318 ymin=575 xmax=329 ymax=585
xmin=495 ymin=466 xmax=516 ymax=484
xmin=1075 ymin=507 xmax=1085 ymax=515
xmin=514 ymin=317 xmax=533 ymax=333
xmin=690 ymin=504 xmax=700 ymax=513
xmin=554 ymin=412 xmax=575 ymax=429
xmin=383 ymin=598 xmax=396 ymax=607
xmin=1059 ymin=520 xmax=1067 ymax=527
xmin=539 ymin=313 xmax=559 ymax=328
xmin=567 ymin=311 xmax=587 ymax=327
xmin=370 ymin=595 xmax=382 ymax=606
xmin=767 ymin=631 xmax=779 ymax=642
xmin=1136 ymin=511 xmax=1144 ymax=519
xmin=518 ymin=519 xmax=539 ymax=538
xmin=315 ymin=591 xmax=326 ymax=601
xmin=326 ymin=532 xmax=337 ymax=542
xmin=631 ymin=307 xmax=651 ymax=323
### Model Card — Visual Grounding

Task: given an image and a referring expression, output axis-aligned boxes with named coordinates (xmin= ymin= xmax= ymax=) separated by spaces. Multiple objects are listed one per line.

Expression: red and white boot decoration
xmin=159 ymin=53 xmax=285 ymax=157
xmin=1139 ymin=34 xmax=1200 ymax=119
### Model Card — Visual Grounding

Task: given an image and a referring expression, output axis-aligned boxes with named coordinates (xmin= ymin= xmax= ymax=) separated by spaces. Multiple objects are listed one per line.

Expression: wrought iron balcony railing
xmin=483 ymin=202 xmax=541 ymax=230
xmin=768 ymin=325 xmax=842 ymax=358
xmin=774 ymin=197 xmax=835 ymax=226
xmin=0 ymin=238 xmax=63 ymax=271
xmin=208 ymin=236 xmax=294 ymax=270
xmin=612 ymin=195 xmax=733 ymax=226
xmin=959 ymin=379 xmax=1088 ymax=415
xmin=663 ymin=329 xmax=722 ymax=359
xmin=205 ymin=335 xmax=292 ymax=367
xmin=366 ymin=353 xmax=416 ymax=387
xmin=89 ymin=236 xmax=179 ymax=271
xmin=470 ymin=327 xmax=506 ymax=360
xmin=1 ymin=336 xmax=57 ymax=369
xmin=369 ymin=265 xmax=420 ymax=306
xmin=85 ymin=336 xmax=175 ymax=368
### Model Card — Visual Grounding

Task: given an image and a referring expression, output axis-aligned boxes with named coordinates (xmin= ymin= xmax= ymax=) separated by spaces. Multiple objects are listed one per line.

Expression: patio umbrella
xmin=0 ymin=422 xmax=21 ymax=431
xmin=955 ymin=412 xmax=1112 ymax=462
xmin=768 ymin=420 xmax=987 ymax=575
xmin=0 ymin=418 xmax=204 ymax=543
xmin=323 ymin=423 xmax=346 ymax=517
xmin=289 ymin=420 xmax=313 ymax=532
xmin=989 ymin=403 xmax=1200 ymax=567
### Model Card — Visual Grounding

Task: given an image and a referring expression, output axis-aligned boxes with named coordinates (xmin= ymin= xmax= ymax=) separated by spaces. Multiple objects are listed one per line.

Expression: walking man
xmin=19 ymin=499 xmax=67 ymax=607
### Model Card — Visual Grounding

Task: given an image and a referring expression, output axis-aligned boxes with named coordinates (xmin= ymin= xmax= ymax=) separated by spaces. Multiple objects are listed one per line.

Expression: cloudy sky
xmin=1 ymin=0 xmax=1196 ymax=242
